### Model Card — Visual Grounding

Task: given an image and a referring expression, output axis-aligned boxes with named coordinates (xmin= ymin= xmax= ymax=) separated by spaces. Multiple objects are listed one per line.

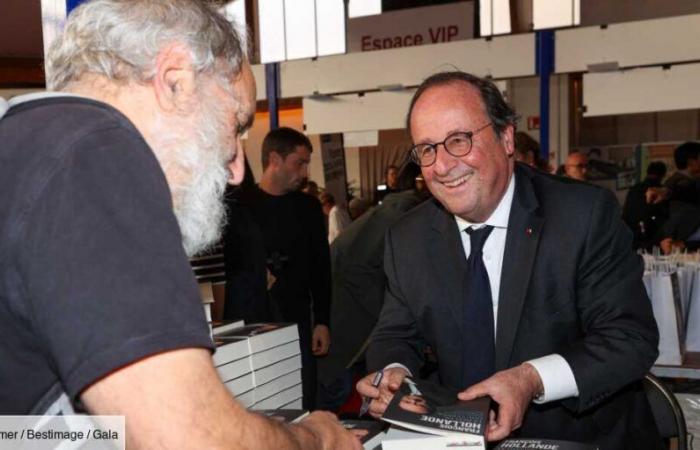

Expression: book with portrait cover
xmin=494 ymin=439 xmax=598 ymax=450
xmin=380 ymin=377 xmax=490 ymax=444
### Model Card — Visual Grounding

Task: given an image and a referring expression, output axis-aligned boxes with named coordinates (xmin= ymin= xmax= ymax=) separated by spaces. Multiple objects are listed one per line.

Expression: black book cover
xmin=494 ymin=439 xmax=598 ymax=450
xmin=381 ymin=377 xmax=490 ymax=438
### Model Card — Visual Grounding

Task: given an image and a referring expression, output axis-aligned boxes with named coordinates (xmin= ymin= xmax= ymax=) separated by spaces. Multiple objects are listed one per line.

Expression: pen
xmin=359 ymin=369 xmax=384 ymax=417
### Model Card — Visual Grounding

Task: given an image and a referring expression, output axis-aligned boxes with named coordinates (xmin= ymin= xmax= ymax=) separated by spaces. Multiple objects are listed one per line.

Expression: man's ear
xmin=501 ymin=124 xmax=516 ymax=157
xmin=153 ymin=43 xmax=197 ymax=113
xmin=268 ymin=150 xmax=283 ymax=168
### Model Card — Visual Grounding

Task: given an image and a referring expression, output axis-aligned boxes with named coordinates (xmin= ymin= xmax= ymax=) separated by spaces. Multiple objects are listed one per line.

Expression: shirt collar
xmin=454 ymin=172 xmax=515 ymax=232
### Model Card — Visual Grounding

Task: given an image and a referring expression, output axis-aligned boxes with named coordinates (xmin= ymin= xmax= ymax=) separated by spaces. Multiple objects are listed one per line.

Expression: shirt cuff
xmin=384 ymin=363 xmax=413 ymax=377
xmin=526 ymin=354 xmax=579 ymax=403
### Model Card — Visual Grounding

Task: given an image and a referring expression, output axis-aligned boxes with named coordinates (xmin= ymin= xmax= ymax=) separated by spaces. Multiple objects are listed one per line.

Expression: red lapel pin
xmin=526 ymin=227 xmax=533 ymax=235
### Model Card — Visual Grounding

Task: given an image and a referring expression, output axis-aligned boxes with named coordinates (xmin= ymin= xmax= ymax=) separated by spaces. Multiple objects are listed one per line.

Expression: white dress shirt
xmin=388 ymin=174 xmax=579 ymax=403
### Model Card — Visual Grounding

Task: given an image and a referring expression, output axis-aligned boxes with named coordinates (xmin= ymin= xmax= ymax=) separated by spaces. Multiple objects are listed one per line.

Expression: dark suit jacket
xmin=317 ymin=191 xmax=425 ymax=384
xmin=367 ymin=164 xmax=661 ymax=449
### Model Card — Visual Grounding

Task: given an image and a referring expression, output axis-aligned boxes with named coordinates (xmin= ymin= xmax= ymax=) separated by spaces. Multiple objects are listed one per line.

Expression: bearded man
xmin=0 ymin=1 xmax=360 ymax=449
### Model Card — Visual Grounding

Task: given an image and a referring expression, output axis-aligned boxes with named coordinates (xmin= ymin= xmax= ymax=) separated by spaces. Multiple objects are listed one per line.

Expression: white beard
xmin=149 ymin=90 xmax=233 ymax=257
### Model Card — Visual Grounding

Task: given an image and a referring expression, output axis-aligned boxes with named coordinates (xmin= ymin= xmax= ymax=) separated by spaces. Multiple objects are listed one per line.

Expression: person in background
xmin=648 ymin=142 xmax=700 ymax=206
xmin=348 ymin=197 xmax=370 ymax=220
xmin=357 ymin=71 xmax=659 ymax=448
xmin=513 ymin=132 xmax=538 ymax=168
xmin=236 ymin=127 xmax=332 ymax=410
xmin=317 ymin=163 xmax=429 ymax=412
xmin=302 ymin=179 xmax=320 ymax=198
xmin=622 ymin=161 xmax=668 ymax=250
xmin=375 ymin=164 xmax=399 ymax=203
xmin=0 ymin=1 xmax=359 ymax=449
xmin=320 ymin=192 xmax=352 ymax=243
xmin=563 ymin=151 xmax=589 ymax=181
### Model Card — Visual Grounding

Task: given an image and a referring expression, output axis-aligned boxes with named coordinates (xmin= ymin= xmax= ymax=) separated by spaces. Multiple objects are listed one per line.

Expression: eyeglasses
xmin=567 ymin=163 xmax=589 ymax=170
xmin=409 ymin=123 xmax=493 ymax=167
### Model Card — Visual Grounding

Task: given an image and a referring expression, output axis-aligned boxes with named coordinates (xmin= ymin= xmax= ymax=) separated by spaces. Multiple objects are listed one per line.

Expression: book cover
xmin=494 ymin=439 xmax=598 ymax=450
xmin=381 ymin=378 xmax=490 ymax=440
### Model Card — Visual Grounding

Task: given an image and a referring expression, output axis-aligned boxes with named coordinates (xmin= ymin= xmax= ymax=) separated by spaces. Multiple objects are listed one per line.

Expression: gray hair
xmin=46 ymin=0 xmax=246 ymax=90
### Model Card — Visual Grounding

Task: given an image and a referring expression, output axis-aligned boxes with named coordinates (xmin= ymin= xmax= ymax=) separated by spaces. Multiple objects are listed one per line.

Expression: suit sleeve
xmin=365 ymin=227 xmax=427 ymax=375
xmin=560 ymin=188 xmax=659 ymax=413
xmin=309 ymin=198 xmax=332 ymax=327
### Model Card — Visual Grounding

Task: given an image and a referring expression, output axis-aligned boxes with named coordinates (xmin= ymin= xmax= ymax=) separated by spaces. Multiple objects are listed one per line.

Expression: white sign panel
xmin=258 ymin=0 xmax=286 ymax=63
xmin=533 ymin=0 xmax=580 ymax=30
xmin=316 ymin=0 xmax=346 ymax=57
xmin=220 ymin=0 xmax=248 ymax=52
xmin=480 ymin=0 xmax=511 ymax=36
xmin=40 ymin=0 xmax=67 ymax=61
xmin=347 ymin=2 xmax=474 ymax=53
xmin=349 ymin=0 xmax=382 ymax=19
xmin=284 ymin=0 xmax=317 ymax=60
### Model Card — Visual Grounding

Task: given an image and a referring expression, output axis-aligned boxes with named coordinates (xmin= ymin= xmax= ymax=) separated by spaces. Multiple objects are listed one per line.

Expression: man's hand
xmin=458 ymin=363 xmax=543 ymax=441
xmin=645 ymin=186 xmax=669 ymax=204
xmin=296 ymin=411 xmax=362 ymax=450
xmin=266 ymin=269 xmax=276 ymax=290
xmin=356 ymin=367 xmax=409 ymax=418
xmin=312 ymin=325 xmax=331 ymax=356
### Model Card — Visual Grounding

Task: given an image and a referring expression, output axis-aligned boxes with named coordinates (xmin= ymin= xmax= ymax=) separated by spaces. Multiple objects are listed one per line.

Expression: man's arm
xmin=308 ymin=198 xmax=332 ymax=355
xmin=365 ymin=227 xmax=427 ymax=376
xmin=81 ymin=348 xmax=360 ymax=450
xmin=561 ymin=188 xmax=659 ymax=412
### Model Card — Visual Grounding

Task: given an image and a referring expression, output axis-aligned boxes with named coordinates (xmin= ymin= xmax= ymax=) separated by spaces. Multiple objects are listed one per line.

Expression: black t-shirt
xmin=236 ymin=186 xmax=331 ymax=326
xmin=0 ymin=96 xmax=214 ymax=414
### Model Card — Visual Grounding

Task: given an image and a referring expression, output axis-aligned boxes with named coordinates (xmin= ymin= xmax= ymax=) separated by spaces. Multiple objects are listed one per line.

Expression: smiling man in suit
xmin=356 ymin=72 xmax=661 ymax=449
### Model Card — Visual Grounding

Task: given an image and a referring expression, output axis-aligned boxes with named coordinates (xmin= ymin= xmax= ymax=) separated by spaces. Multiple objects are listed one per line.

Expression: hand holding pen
xmin=355 ymin=367 xmax=410 ymax=418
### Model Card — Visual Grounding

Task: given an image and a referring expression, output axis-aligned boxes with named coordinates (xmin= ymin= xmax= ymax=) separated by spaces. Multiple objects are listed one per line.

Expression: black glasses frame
xmin=409 ymin=123 xmax=493 ymax=167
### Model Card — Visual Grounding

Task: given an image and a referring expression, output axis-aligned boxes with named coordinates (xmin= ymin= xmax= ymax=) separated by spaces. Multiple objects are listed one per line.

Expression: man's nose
xmin=433 ymin=144 xmax=458 ymax=175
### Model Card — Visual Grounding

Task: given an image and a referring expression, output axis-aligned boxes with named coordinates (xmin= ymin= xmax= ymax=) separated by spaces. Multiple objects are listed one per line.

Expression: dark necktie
xmin=462 ymin=225 xmax=495 ymax=388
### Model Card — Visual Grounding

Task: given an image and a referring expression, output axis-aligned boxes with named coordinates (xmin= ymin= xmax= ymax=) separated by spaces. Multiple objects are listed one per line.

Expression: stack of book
xmin=212 ymin=322 xmax=302 ymax=410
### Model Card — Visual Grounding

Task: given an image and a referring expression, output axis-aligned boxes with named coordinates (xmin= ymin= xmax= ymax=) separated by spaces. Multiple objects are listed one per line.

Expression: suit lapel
xmin=495 ymin=166 xmax=543 ymax=370
xmin=428 ymin=200 xmax=468 ymax=334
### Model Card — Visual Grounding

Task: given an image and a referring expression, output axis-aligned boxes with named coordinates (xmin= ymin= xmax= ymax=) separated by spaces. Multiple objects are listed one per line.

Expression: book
xmin=256 ymin=409 xmax=309 ymax=424
xmin=216 ymin=323 xmax=299 ymax=353
xmin=382 ymin=435 xmax=485 ymax=449
xmin=494 ymin=439 xmax=599 ymax=450
xmin=250 ymin=340 xmax=300 ymax=371
xmin=235 ymin=389 xmax=256 ymax=408
xmin=379 ymin=428 xmax=472 ymax=450
xmin=380 ymin=378 xmax=490 ymax=444
xmin=341 ymin=419 xmax=388 ymax=449
xmin=224 ymin=373 xmax=255 ymax=396
xmin=212 ymin=320 xmax=246 ymax=334
xmin=279 ymin=397 xmax=303 ymax=409
xmin=253 ymin=355 xmax=302 ymax=386
xmin=216 ymin=356 xmax=253 ymax=382
xmin=253 ymin=370 xmax=302 ymax=405
xmin=212 ymin=336 xmax=249 ymax=367
xmin=253 ymin=384 xmax=303 ymax=409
